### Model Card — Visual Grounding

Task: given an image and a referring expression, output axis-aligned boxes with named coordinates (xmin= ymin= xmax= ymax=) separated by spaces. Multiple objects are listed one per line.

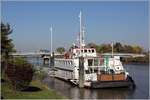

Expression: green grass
xmin=1 ymin=79 xmax=66 ymax=99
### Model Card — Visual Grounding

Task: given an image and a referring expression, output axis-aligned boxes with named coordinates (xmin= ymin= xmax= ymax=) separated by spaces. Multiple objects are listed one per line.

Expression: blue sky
xmin=1 ymin=1 xmax=149 ymax=52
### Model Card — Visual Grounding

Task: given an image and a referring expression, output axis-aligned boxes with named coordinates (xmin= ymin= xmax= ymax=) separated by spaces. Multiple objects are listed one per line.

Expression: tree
xmin=132 ymin=45 xmax=143 ymax=54
xmin=86 ymin=42 xmax=97 ymax=48
xmin=1 ymin=23 xmax=35 ymax=91
xmin=123 ymin=45 xmax=133 ymax=53
xmin=86 ymin=42 xmax=101 ymax=52
xmin=114 ymin=42 xmax=123 ymax=52
xmin=56 ymin=47 xmax=65 ymax=54
xmin=98 ymin=44 xmax=112 ymax=53
xmin=5 ymin=57 xmax=34 ymax=90
xmin=1 ymin=23 xmax=15 ymax=75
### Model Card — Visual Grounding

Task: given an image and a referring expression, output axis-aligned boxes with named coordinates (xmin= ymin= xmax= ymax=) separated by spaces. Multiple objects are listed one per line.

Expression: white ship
xmin=53 ymin=12 xmax=135 ymax=88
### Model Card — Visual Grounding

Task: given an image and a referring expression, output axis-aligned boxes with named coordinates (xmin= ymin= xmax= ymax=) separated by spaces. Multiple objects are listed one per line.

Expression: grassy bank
xmin=1 ymin=79 xmax=66 ymax=99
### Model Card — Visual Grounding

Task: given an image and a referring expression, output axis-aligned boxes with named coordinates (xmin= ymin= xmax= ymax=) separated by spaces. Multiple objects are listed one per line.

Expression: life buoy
xmin=114 ymin=65 xmax=121 ymax=71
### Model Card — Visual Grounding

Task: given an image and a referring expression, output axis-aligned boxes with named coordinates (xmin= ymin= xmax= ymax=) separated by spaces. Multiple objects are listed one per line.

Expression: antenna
xmin=50 ymin=26 xmax=53 ymax=56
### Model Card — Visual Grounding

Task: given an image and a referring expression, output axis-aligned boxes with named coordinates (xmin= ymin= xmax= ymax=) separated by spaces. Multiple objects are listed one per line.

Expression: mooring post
xmin=79 ymin=56 xmax=84 ymax=88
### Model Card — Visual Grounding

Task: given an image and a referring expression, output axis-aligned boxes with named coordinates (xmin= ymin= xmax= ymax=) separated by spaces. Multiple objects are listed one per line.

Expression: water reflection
xmin=43 ymin=76 xmax=135 ymax=99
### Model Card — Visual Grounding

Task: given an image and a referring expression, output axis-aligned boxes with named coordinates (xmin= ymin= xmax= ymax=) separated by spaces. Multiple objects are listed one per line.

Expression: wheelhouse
xmin=72 ymin=48 xmax=97 ymax=58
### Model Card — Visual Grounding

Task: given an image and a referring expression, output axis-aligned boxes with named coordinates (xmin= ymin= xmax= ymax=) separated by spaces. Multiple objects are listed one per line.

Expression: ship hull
xmin=54 ymin=76 xmax=135 ymax=89
xmin=54 ymin=68 xmax=135 ymax=88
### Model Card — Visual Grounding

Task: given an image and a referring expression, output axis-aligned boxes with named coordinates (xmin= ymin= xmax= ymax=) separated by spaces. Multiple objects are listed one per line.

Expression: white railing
xmin=55 ymin=58 xmax=74 ymax=71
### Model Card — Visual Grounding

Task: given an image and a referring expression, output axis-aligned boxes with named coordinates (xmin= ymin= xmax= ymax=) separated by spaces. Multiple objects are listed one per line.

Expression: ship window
xmin=88 ymin=59 xmax=93 ymax=66
xmin=94 ymin=69 xmax=98 ymax=73
xmin=94 ymin=59 xmax=99 ymax=66
xmin=85 ymin=70 xmax=90 ymax=74
xmin=70 ymin=61 xmax=72 ymax=65
xmin=109 ymin=69 xmax=114 ymax=74
xmin=88 ymin=50 xmax=91 ymax=52
xmin=92 ymin=49 xmax=95 ymax=53
xmin=84 ymin=49 xmax=87 ymax=53
xmin=64 ymin=61 xmax=66 ymax=66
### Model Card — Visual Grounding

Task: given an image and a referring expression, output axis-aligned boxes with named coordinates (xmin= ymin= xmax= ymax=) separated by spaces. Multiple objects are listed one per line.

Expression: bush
xmin=5 ymin=57 xmax=34 ymax=90
xmin=34 ymin=67 xmax=47 ymax=81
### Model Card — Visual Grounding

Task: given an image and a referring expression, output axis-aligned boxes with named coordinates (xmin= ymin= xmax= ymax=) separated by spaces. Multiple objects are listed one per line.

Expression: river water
xmin=27 ymin=58 xmax=149 ymax=99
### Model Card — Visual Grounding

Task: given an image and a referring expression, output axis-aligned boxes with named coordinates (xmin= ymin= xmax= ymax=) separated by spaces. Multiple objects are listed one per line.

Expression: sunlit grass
xmin=1 ymin=79 xmax=66 ymax=99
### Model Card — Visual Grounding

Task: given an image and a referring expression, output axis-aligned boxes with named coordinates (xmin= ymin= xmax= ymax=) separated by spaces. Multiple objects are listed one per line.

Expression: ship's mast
xmin=82 ymin=26 xmax=85 ymax=47
xmin=79 ymin=11 xmax=85 ymax=51
xmin=79 ymin=11 xmax=82 ymax=50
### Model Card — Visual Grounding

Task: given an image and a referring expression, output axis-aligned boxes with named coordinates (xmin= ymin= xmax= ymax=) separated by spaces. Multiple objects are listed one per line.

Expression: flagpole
xmin=112 ymin=42 xmax=113 ymax=58
xmin=50 ymin=26 xmax=53 ymax=56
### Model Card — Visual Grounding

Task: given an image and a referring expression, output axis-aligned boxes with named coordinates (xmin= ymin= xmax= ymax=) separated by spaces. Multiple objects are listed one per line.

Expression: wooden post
xmin=79 ymin=56 xmax=84 ymax=88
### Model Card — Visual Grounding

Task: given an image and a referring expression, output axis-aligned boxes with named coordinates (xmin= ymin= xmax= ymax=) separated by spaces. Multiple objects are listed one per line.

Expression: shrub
xmin=5 ymin=57 xmax=34 ymax=90
xmin=34 ymin=67 xmax=47 ymax=81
